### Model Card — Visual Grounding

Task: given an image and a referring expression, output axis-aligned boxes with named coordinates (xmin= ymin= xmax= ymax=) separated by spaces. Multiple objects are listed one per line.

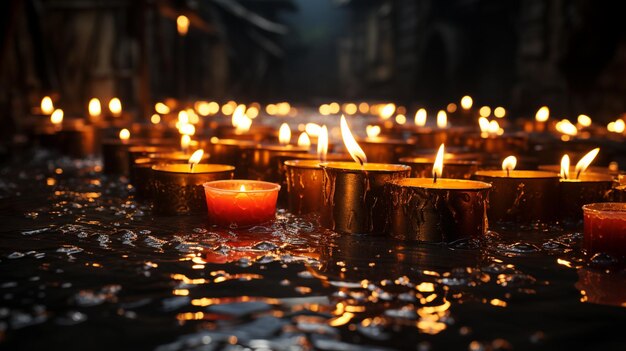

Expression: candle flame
xmin=535 ymin=106 xmax=549 ymax=122
xmin=88 ymin=98 xmax=102 ymax=117
xmin=317 ymin=125 xmax=328 ymax=162
xmin=340 ymin=115 xmax=367 ymax=165
xmin=461 ymin=96 xmax=473 ymax=110
xmin=560 ymin=154 xmax=570 ymax=179
xmin=151 ymin=114 xmax=161 ymax=124
xmin=433 ymin=144 xmax=445 ymax=182
xmin=181 ymin=134 xmax=191 ymax=151
xmin=232 ymin=105 xmax=252 ymax=134
xmin=436 ymin=110 xmax=447 ymax=128
xmin=502 ymin=156 xmax=517 ymax=173
xmin=108 ymin=97 xmax=122 ymax=117
xmin=50 ymin=109 xmax=63 ymax=125
xmin=415 ymin=108 xmax=427 ymax=127
xmin=577 ymin=114 xmax=592 ymax=127
xmin=119 ymin=128 xmax=130 ymax=141
xmin=297 ymin=132 xmax=311 ymax=148
xmin=574 ymin=148 xmax=599 ymax=179
xmin=239 ymin=184 xmax=246 ymax=192
xmin=478 ymin=117 xmax=490 ymax=133
xmin=305 ymin=123 xmax=321 ymax=137
xmin=366 ymin=125 xmax=381 ymax=138
xmin=177 ymin=15 xmax=190 ymax=36
xmin=188 ymin=149 xmax=204 ymax=171
xmin=555 ymin=119 xmax=578 ymax=136
xmin=279 ymin=123 xmax=291 ymax=145
xmin=155 ymin=102 xmax=170 ymax=114
xmin=41 ymin=96 xmax=54 ymax=115
xmin=614 ymin=119 xmax=625 ymax=133
xmin=179 ymin=123 xmax=195 ymax=136
xmin=379 ymin=103 xmax=396 ymax=120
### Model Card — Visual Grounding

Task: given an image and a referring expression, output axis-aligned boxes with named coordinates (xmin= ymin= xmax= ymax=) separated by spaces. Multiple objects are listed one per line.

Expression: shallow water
xmin=0 ymin=151 xmax=625 ymax=350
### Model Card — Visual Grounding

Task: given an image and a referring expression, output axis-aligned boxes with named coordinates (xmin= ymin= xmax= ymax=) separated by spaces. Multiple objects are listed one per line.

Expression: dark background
xmin=2 ymin=0 xmax=626 ymax=122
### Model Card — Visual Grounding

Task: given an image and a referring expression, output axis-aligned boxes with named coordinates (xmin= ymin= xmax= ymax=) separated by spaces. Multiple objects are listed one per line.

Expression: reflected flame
xmin=297 ymin=132 xmax=311 ymax=148
xmin=461 ymin=96 xmax=473 ymax=110
xmin=119 ymin=128 xmax=130 ymax=141
xmin=502 ymin=156 xmax=517 ymax=173
xmin=317 ymin=125 xmax=328 ymax=162
xmin=366 ymin=125 xmax=381 ymax=138
xmin=535 ymin=106 xmax=549 ymax=122
xmin=50 ymin=109 xmax=63 ymax=125
xmin=279 ymin=123 xmax=291 ymax=145
xmin=108 ymin=97 xmax=122 ymax=117
xmin=188 ymin=149 xmax=204 ymax=171
xmin=415 ymin=108 xmax=427 ymax=127
xmin=88 ymin=98 xmax=101 ymax=117
xmin=177 ymin=15 xmax=190 ymax=36
xmin=340 ymin=115 xmax=367 ymax=165
xmin=436 ymin=110 xmax=447 ymax=128
xmin=560 ymin=154 xmax=570 ymax=179
xmin=41 ymin=96 xmax=54 ymax=115
xmin=575 ymin=148 xmax=600 ymax=178
xmin=433 ymin=144 xmax=445 ymax=182
xmin=239 ymin=184 xmax=246 ymax=192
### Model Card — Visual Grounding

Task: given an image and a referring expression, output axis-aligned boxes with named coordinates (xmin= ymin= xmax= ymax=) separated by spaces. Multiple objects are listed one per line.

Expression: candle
xmin=583 ymin=202 xmax=626 ymax=258
xmin=387 ymin=144 xmax=491 ymax=242
xmin=358 ymin=135 xmax=418 ymax=163
xmin=320 ymin=116 xmax=410 ymax=234
xmin=152 ymin=150 xmax=234 ymax=215
xmin=201 ymin=138 xmax=256 ymax=178
xmin=472 ymin=156 xmax=560 ymax=223
xmin=127 ymin=145 xmax=176 ymax=171
xmin=247 ymin=124 xmax=309 ymax=182
xmin=203 ymin=180 xmax=280 ymax=227
xmin=102 ymin=129 xmax=133 ymax=175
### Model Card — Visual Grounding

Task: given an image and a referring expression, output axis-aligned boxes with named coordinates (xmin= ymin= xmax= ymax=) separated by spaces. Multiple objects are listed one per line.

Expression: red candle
xmin=583 ymin=203 xmax=626 ymax=258
xmin=203 ymin=180 xmax=280 ymax=228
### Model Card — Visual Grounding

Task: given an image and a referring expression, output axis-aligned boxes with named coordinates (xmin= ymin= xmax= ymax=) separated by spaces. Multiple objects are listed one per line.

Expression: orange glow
xmin=358 ymin=102 xmax=370 ymax=114
xmin=108 ymin=97 xmax=122 ymax=117
xmin=446 ymin=103 xmax=457 ymax=113
xmin=246 ymin=106 xmax=259 ymax=119
xmin=319 ymin=104 xmax=330 ymax=116
xmin=502 ymin=156 xmax=517 ymax=172
xmin=41 ymin=96 xmax=54 ymax=115
xmin=119 ymin=128 xmax=130 ymax=141
xmin=577 ymin=114 xmax=592 ymax=127
xmin=180 ymin=134 xmax=191 ymax=151
xmin=179 ymin=123 xmax=195 ymax=136
xmin=50 ymin=109 xmax=64 ymax=125
xmin=328 ymin=102 xmax=340 ymax=115
xmin=379 ymin=103 xmax=396 ymax=120
xmin=479 ymin=106 xmax=491 ymax=117
xmin=478 ymin=117 xmax=490 ymax=133
xmin=535 ymin=106 xmax=549 ymax=122
xmin=494 ymin=107 xmax=506 ymax=118
xmin=560 ymin=154 xmax=570 ymax=179
xmin=366 ymin=125 xmax=381 ymax=138
xmin=88 ymin=98 xmax=102 ymax=117
xmin=155 ymin=102 xmax=170 ymax=114
xmin=266 ymin=104 xmax=277 ymax=115
xmin=461 ymin=95 xmax=473 ymax=110
xmin=177 ymin=15 xmax=190 ymax=36
xmin=305 ymin=123 xmax=321 ymax=137
xmin=344 ymin=103 xmax=358 ymax=115
xmin=575 ymin=148 xmax=600 ymax=177
xmin=415 ymin=108 xmax=427 ymax=127
xmin=433 ymin=144 xmax=445 ymax=180
xmin=279 ymin=123 xmax=291 ymax=145
xmin=317 ymin=125 xmax=328 ymax=162
xmin=436 ymin=110 xmax=447 ymax=128
xmin=239 ymin=184 xmax=246 ymax=192
xmin=555 ymin=119 xmax=578 ymax=136
xmin=297 ymin=132 xmax=311 ymax=148
xmin=395 ymin=114 xmax=407 ymax=125
xmin=340 ymin=115 xmax=367 ymax=165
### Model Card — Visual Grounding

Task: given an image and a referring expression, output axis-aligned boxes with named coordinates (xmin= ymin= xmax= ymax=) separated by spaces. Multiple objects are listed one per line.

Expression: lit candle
xmin=472 ymin=156 xmax=560 ymax=223
xmin=556 ymin=149 xmax=614 ymax=222
xmin=108 ymin=97 xmax=122 ymax=118
xmin=583 ymin=202 xmax=626 ymax=258
xmin=203 ymin=180 xmax=280 ymax=227
xmin=88 ymin=98 xmax=102 ymax=123
xmin=102 ymin=129 xmax=134 ymax=175
xmin=320 ymin=116 xmax=410 ymax=234
xmin=41 ymin=96 xmax=54 ymax=115
xmin=399 ymin=153 xmax=480 ymax=180
xmin=387 ymin=144 xmax=492 ymax=242
xmin=359 ymin=125 xmax=418 ymax=163
xmin=152 ymin=150 xmax=234 ymax=215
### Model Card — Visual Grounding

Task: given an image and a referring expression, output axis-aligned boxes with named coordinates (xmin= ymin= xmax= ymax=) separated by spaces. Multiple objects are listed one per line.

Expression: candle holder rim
xmin=559 ymin=172 xmax=614 ymax=182
xmin=582 ymin=202 xmax=626 ymax=215
xmin=399 ymin=156 xmax=480 ymax=165
xmin=152 ymin=163 xmax=234 ymax=174
xmin=203 ymin=179 xmax=281 ymax=193
xmin=390 ymin=177 xmax=492 ymax=190
xmin=473 ymin=170 xmax=559 ymax=179
xmin=252 ymin=144 xmax=310 ymax=152
xmin=284 ymin=159 xmax=324 ymax=169
xmin=320 ymin=161 xmax=411 ymax=172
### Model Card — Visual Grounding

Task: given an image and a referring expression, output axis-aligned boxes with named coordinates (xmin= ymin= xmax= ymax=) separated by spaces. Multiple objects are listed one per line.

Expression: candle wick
xmin=356 ymin=155 xmax=364 ymax=166
xmin=433 ymin=172 xmax=438 ymax=184
xmin=576 ymin=170 xmax=581 ymax=180
xmin=506 ymin=169 xmax=510 ymax=177
xmin=189 ymin=163 xmax=194 ymax=173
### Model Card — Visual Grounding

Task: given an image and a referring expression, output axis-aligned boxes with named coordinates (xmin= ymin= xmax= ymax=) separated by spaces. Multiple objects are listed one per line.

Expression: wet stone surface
xmin=0 ymin=151 xmax=625 ymax=350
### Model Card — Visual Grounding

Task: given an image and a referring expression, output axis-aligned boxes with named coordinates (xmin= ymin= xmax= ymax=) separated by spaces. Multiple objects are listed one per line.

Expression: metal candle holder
xmin=320 ymin=162 xmax=411 ymax=235
xmin=399 ymin=156 xmax=480 ymax=179
xmin=559 ymin=173 xmax=614 ymax=222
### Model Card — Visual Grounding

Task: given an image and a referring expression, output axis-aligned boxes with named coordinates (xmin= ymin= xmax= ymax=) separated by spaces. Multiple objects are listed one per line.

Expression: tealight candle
xmin=320 ymin=116 xmax=410 ymax=234
xmin=203 ymin=180 xmax=280 ymax=227
xmin=583 ymin=202 xmax=626 ymax=258
xmin=399 ymin=155 xmax=480 ymax=179
xmin=358 ymin=136 xmax=418 ymax=163
xmin=387 ymin=144 xmax=491 ymax=242
xmin=102 ymin=128 xmax=134 ymax=175
xmin=201 ymin=138 xmax=256 ymax=178
xmin=152 ymin=150 xmax=234 ymax=215
xmin=472 ymin=156 xmax=560 ymax=223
